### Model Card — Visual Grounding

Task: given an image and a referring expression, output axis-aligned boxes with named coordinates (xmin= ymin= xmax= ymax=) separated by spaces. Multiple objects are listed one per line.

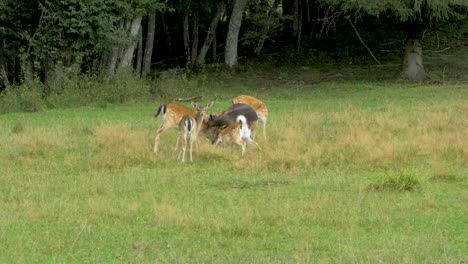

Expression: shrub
xmin=0 ymin=72 xmax=155 ymax=114
xmin=368 ymin=170 xmax=421 ymax=192
xmin=0 ymin=81 xmax=46 ymax=114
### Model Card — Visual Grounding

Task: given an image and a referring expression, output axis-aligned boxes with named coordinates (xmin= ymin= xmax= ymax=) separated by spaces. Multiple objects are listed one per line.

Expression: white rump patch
xmin=236 ymin=115 xmax=252 ymax=141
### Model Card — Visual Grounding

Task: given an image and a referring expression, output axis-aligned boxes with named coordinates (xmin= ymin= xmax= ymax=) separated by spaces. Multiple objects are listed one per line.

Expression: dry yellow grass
xmin=212 ymin=101 xmax=466 ymax=174
xmin=93 ymin=124 xmax=152 ymax=170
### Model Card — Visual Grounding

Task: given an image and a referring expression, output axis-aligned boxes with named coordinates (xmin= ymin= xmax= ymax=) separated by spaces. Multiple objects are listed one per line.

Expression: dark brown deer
xmin=232 ymin=95 xmax=268 ymax=139
xmin=207 ymin=103 xmax=260 ymax=155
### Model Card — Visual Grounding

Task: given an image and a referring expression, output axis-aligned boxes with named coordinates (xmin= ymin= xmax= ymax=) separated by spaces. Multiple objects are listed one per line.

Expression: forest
xmin=1 ymin=0 xmax=467 ymax=93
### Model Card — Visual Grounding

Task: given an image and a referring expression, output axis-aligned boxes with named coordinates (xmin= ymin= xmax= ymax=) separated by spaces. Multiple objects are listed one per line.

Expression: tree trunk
xmin=183 ymin=10 xmax=191 ymax=67
xmin=0 ymin=50 xmax=11 ymax=87
xmin=54 ymin=60 xmax=64 ymax=89
xmin=106 ymin=48 xmax=119 ymax=78
xmin=136 ymin=27 xmax=143 ymax=75
xmin=118 ymin=20 xmax=130 ymax=61
xmin=225 ymin=0 xmax=248 ymax=70
xmin=104 ymin=21 xmax=124 ymax=78
xmin=22 ymin=55 xmax=33 ymax=82
xmin=403 ymin=37 xmax=426 ymax=82
xmin=142 ymin=12 xmax=156 ymax=75
xmin=292 ymin=0 xmax=299 ymax=38
xmin=9 ymin=52 xmax=16 ymax=84
xmin=196 ymin=2 xmax=225 ymax=66
xmin=254 ymin=0 xmax=280 ymax=55
xmin=297 ymin=0 xmax=302 ymax=50
xmin=44 ymin=56 xmax=55 ymax=86
xmin=161 ymin=12 xmax=172 ymax=54
xmin=190 ymin=12 xmax=199 ymax=66
xmin=119 ymin=15 xmax=143 ymax=69
xmin=0 ymin=65 xmax=9 ymax=88
xmin=212 ymin=32 xmax=217 ymax=62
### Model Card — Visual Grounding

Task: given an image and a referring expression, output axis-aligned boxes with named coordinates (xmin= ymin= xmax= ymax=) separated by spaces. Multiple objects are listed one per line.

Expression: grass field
xmin=0 ymin=80 xmax=467 ymax=263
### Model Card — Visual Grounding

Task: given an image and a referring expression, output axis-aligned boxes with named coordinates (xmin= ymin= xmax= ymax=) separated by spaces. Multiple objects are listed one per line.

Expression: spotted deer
xmin=210 ymin=115 xmax=260 ymax=156
xmin=153 ymin=102 xmax=213 ymax=156
xmin=232 ymin=95 xmax=268 ymax=139
xmin=207 ymin=103 xmax=258 ymax=145
xmin=175 ymin=102 xmax=212 ymax=162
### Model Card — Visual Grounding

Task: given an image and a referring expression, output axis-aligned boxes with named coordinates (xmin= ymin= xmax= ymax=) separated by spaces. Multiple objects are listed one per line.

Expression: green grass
xmin=0 ymin=80 xmax=467 ymax=263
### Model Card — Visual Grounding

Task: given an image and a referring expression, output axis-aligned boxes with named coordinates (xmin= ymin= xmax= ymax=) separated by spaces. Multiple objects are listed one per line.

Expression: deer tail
xmin=236 ymin=115 xmax=254 ymax=144
xmin=154 ymin=104 xmax=166 ymax=118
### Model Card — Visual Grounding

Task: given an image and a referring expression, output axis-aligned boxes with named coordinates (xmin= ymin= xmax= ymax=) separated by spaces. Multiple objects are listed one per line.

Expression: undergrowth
xmin=1 ymin=46 xmax=468 ymax=115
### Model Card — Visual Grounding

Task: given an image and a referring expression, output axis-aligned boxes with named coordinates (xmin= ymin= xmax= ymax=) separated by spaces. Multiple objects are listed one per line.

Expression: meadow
xmin=0 ymin=75 xmax=467 ymax=262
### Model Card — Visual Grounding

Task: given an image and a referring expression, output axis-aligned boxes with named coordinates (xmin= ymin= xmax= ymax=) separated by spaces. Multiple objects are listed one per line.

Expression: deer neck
xmin=193 ymin=113 xmax=205 ymax=134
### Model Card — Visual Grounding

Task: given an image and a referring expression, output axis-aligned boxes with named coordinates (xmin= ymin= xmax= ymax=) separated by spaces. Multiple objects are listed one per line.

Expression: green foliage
xmin=0 ymin=73 xmax=155 ymax=114
xmin=322 ymin=0 xmax=468 ymax=23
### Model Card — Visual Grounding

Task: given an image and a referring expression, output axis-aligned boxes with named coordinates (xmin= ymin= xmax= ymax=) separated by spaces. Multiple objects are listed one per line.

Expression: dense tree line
xmin=0 ymin=0 xmax=467 ymax=89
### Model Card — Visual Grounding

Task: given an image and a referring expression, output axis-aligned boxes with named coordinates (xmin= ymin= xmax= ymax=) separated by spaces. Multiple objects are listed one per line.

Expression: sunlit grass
xmin=0 ymin=82 xmax=466 ymax=262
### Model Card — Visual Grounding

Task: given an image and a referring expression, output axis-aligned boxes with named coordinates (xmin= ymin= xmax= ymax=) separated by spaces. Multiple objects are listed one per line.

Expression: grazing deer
xmin=207 ymin=103 xmax=258 ymax=145
xmin=232 ymin=95 xmax=268 ymax=139
xmin=153 ymin=102 xmax=213 ymax=156
xmin=210 ymin=115 xmax=260 ymax=156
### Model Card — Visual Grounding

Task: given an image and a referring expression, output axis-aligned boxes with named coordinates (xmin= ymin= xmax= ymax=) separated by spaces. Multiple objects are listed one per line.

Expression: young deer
xmin=175 ymin=102 xmax=213 ymax=162
xmin=207 ymin=103 xmax=258 ymax=145
xmin=211 ymin=115 xmax=260 ymax=156
xmin=153 ymin=102 xmax=213 ymax=156
xmin=232 ymin=95 xmax=268 ymax=139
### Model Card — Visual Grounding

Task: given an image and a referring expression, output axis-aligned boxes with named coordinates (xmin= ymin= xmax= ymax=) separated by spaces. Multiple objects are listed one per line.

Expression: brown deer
xmin=207 ymin=104 xmax=260 ymax=155
xmin=210 ymin=115 xmax=260 ymax=156
xmin=207 ymin=103 xmax=258 ymax=145
xmin=176 ymin=102 xmax=212 ymax=162
xmin=232 ymin=95 xmax=268 ymax=139
xmin=153 ymin=102 xmax=213 ymax=156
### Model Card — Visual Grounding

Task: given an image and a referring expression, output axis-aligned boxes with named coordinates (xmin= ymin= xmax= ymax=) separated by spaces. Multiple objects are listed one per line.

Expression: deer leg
xmin=262 ymin=120 xmax=267 ymax=139
xmin=189 ymin=138 xmax=194 ymax=162
xmin=175 ymin=135 xmax=181 ymax=151
xmin=181 ymin=136 xmax=187 ymax=162
xmin=153 ymin=129 xmax=164 ymax=154
xmin=233 ymin=136 xmax=246 ymax=156
xmin=249 ymin=139 xmax=261 ymax=150
xmin=240 ymin=140 xmax=247 ymax=156
xmin=153 ymin=122 xmax=174 ymax=155
xmin=176 ymin=134 xmax=182 ymax=160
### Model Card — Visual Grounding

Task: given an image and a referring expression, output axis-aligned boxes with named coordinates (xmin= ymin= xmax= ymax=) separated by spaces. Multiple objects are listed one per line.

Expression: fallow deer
xmin=153 ymin=102 xmax=213 ymax=155
xmin=207 ymin=103 xmax=258 ymax=145
xmin=232 ymin=95 xmax=268 ymax=139
xmin=175 ymin=102 xmax=212 ymax=162
xmin=210 ymin=115 xmax=260 ymax=156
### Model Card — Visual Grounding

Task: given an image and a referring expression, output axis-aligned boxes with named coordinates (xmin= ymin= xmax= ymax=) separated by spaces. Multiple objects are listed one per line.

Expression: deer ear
xmin=191 ymin=102 xmax=198 ymax=109
xmin=206 ymin=101 xmax=214 ymax=109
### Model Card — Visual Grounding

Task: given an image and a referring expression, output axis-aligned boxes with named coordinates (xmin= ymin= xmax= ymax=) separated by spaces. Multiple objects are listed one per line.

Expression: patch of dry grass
xmin=219 ymin=101 xmax=466 ymax=174
xmin=93 ymin=124 xmax=153 ymax=170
